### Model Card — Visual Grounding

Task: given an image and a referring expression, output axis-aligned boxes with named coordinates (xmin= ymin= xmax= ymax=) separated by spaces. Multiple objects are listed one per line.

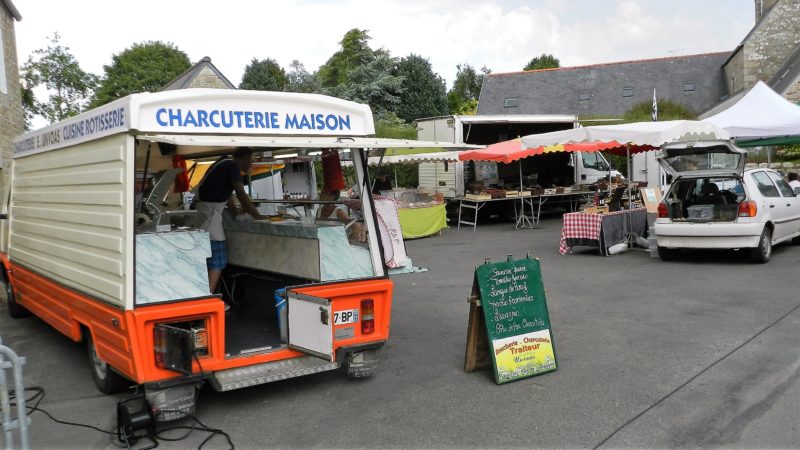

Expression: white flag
xmin=652 ymin=89 xmax=658 ymax=122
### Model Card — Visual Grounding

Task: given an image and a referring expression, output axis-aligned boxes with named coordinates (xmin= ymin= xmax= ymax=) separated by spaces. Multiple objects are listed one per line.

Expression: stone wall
xmin=755 ymin=0 xmax=781 ymax=21
xmin=723 ymin=49 xmax=746 ymax=95
xmin=743 ymin=0 xmax=800 ymax=88
xmin=187 ymin=66 xmax=230 ymax=89
xmin=0 ymin=7 xmax=24 ymax=208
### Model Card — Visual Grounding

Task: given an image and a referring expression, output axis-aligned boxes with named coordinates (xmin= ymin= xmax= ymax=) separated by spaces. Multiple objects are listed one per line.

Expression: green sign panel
xmin=475 ymin=256 xmax=557 ymax=384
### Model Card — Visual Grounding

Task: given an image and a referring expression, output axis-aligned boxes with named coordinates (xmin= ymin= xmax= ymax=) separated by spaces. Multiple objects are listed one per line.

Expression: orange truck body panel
xmin=3 ymin=252 xmax=392 ymax=385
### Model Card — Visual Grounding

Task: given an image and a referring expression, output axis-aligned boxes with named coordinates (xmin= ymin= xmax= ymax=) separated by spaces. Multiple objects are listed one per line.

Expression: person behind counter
xmin=371 ymin=172 xmax=392 ymax=195
xmin=317 ymin=190 xmax=367 ymax=243
xmin=196 ymin=147 xmax=266 ymax=295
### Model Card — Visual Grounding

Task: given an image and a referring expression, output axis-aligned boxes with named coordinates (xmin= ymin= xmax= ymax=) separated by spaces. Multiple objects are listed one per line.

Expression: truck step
xmin=210 ymin=356 xmax=340 ymax=392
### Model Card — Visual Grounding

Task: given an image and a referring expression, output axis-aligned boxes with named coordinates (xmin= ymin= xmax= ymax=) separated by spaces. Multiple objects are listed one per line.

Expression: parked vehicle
xmin=2 ymin=89 xmax=446 ymax=419
xmin=654 ymin=140 xmax=800 ymax=262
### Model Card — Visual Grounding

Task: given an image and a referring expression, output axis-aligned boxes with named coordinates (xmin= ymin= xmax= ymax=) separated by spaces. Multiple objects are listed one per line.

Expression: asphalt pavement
xmin=2 ymin=214 xmax=800 ymax=449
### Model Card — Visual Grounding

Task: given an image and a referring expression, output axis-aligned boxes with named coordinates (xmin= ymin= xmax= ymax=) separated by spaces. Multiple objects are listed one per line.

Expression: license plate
xmin=333 ymin=309 xmax=359 ymax=325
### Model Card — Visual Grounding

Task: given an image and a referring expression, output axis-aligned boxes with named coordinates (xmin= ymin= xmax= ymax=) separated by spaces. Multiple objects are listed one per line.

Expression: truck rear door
xmin=287 ymin=291 xmax=333 ymax=361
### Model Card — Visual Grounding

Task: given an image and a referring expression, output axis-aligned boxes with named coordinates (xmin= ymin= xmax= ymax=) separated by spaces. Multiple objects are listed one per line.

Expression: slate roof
xmin=161 ymin=56 xmax=235 ymax=91
xmin=477 ymin=52 xmax=730 ymax=118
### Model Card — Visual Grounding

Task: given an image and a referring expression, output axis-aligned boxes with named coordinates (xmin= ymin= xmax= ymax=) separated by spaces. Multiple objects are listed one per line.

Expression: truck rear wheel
xmin=344 ymin=350 xmax=379 ymax=378
xmin=86 ymin=331 xmax=130 ymax=394
xmin=657 ymin=246 xmax=678 ymax=261
xmin=3 ymin=273 xmax=29 ymax=319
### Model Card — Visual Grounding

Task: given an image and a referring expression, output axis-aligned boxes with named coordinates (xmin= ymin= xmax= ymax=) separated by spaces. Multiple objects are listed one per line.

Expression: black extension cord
xmin=5 ymin=385 xmax=234 ymax=449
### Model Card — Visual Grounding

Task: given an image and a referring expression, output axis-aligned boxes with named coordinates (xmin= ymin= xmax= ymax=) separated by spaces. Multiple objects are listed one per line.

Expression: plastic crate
xmin=687 ymin=205 xmax=714 ymax=222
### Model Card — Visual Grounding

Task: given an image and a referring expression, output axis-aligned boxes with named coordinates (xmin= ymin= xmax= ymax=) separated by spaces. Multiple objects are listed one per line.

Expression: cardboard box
xmin=640 ymin=187 xmax=663 ymax=214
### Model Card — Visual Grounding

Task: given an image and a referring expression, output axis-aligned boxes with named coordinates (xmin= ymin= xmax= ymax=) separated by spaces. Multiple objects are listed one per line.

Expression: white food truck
xmin=3 ymin=89 xmax=457 ymax=419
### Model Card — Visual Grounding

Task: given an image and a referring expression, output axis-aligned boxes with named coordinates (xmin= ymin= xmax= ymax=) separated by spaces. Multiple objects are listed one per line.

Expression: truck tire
xmin=2 ymin=273 xmax=30 ymax=319
xmin=343 ymin=350 xmax=379 ymax=379
xmin=86 ymin=331 xmax=130 ymax=394
xmin=750 ymin=227 xmax=772 ymax=264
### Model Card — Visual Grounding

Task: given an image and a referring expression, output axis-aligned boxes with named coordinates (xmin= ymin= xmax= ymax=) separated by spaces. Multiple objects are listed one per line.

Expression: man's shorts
xmin=207 ymin=240 xmax=227 ymax=270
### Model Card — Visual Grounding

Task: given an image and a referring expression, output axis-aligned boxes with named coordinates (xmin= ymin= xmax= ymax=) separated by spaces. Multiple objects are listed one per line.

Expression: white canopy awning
xmin=703 ymin=81 xmax=800 ymax=141
xmin=520 ymin=120 xmax=730 ymax=150
xmin=137 ymin=134 xmax=481 ymax=158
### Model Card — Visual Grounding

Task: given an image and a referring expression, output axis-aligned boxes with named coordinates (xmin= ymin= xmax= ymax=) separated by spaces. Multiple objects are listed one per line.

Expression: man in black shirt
xmin=196 ymin=147 xmax=265 ymax=294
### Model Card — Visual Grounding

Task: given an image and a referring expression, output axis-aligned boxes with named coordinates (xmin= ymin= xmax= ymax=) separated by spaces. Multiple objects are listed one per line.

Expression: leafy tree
xmin=20 ymin=33 xmax=98 ymax=126
xmin=318 ymin=29 xmax=402 ymax=118
xmin=286 ymin=60 xmax=320 ymax=93
xmin=91 ymin=41 xmax=190 ymax=107
xmin=447 ymin=63 xmax=490 ymax=114
xmin=394 ymin=54 xmax=448 ymax=122
xmin=239 ymin=58 xmax=288 ymax=91
xmin=317 ymin=29 xmax=374 ymax=88
xmin=523 ymin=53 xmax=560 ymax=71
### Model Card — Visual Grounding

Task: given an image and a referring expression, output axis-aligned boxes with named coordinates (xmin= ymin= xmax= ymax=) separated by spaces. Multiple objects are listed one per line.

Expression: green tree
xmin=447 ymin=63 xmax=490 ymax=114
xmin=20 ymin=33 xmax=98 ymax=126
xmin=239 ymin=58 xmax=288 ymax=91
xmin=91 ymin=41 xmax=191 ymax=107
xmin=317 ymin=29 xmax=374 ymax=88
xmin=394 ymin=54 xmax=448 ymax=122
xmin=286 ymin=60 xmax=320 ymax=93
xmin=317 ymin=29 xmax=402 ymax=118
xmin=523 ymin=53 xmax=560 ymax=71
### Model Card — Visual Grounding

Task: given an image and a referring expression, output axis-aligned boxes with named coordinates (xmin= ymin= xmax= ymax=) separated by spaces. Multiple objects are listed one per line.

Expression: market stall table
xmin=558 ymin=207 xmax=647 ymax=256
xmin=397 ymin=202 xmax=447 ymax=239
xmin=456 ymin=196 xmax=535 ymax=231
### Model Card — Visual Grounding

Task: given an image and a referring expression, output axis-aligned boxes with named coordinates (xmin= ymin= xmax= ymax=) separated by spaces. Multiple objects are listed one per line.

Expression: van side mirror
xmin=794 ymin=187 xmax=800 ymax=195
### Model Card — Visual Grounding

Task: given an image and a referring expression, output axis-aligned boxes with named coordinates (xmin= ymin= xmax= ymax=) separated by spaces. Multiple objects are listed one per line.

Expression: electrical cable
xmin=5 ymin=383 xmax=234 ymax=449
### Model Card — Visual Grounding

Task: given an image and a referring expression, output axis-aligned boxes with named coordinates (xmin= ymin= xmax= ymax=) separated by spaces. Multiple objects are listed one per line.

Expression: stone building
xmin=0 ymin=0 xmax=22 ymax=200
xmin=478 ymin=0 xmax=800 ymax=120
xmin=161 ymin=56 xmax=235 ymax=90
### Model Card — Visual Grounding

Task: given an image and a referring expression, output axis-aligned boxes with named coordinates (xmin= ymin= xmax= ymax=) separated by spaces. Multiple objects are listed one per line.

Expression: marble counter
xmin=136 ymin=230 xmax=211 ymax=305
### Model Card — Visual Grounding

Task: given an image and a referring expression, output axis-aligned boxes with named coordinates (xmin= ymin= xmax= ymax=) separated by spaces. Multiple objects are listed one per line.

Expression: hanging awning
xmin=138 ymin=134 xmax=481 ymax=158
xmin=366 ymin=151 xmax=461 ymax=165
xmin=458 ymin=120 xmax=730 ymax=163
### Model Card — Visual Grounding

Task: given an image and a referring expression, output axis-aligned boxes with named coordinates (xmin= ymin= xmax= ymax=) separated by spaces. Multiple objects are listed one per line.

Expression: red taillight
xmin=738 ymin=200 xmax=757 ymax=217
xmin=361 ymin=299 xmax=375 ymax=335
xmin=657 ymin=202 xmax=668 ymax=218
xmin=154 ymin=325 xmax=167 ymax=369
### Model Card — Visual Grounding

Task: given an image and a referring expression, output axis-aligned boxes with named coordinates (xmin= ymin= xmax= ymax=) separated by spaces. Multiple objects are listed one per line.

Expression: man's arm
xmin=232 ymin=182 xmax=266 ymax=220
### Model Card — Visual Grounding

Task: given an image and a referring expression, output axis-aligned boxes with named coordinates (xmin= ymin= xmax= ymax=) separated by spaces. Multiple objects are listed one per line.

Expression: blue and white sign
xmin=134 ymin=90 xmax=374 ymax=136
xmin=14 ymin=90 xmax=376 ymax=158
xmin=14 ymin=100 xmax=129 ymax=157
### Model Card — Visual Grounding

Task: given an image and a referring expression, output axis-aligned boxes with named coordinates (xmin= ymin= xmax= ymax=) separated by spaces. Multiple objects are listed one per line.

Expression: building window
xmin=622 ymin=87 xmax=634 ymax=97
xmin=683 ymin=81 xmax=695 ymax=92
xmin=578 ymin=92 xmax=590 ymax=101
xmin=504 ymin=97 xmax=518 ymax=108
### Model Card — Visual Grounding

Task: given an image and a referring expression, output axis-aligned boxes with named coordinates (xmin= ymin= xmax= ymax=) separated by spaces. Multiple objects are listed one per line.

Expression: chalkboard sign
xmin=470 ymin=255 xmax=557 ymax=384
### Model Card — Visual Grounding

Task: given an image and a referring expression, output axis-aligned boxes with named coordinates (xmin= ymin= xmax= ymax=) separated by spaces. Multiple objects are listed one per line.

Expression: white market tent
xmin=519 ymin=120 xmax=730 ymax=150
xmin=703 ymin=81 xmax=800 ymax=145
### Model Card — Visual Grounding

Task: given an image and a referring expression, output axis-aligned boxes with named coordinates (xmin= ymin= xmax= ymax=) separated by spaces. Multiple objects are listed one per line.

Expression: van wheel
xmin=3 ymin=275 xmax=29 ymax=319
xmin=85 ymin=331 xmax=130 ymax=394
xmin=658 ymin=246 xmax=678 ymax=261
xmin=751 ymin=227 xmax=772 ymax=263
xmin=344 ymin=350 xmax=379 ymax=379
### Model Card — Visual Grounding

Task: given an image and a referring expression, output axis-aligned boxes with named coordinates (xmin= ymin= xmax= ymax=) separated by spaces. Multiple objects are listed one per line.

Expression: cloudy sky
xmin=14 ymin=0 xmax=754 ymax=88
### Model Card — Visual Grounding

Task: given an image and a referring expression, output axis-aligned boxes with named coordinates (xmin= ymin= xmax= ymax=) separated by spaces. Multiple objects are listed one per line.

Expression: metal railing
xmin=0 ymin=336 xmax=29 ymax=450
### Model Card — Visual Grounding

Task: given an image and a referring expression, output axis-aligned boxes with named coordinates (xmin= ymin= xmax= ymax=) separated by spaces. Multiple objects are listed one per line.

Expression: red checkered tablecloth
xmin=558 ymin=209 xmax=636 ymax=255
